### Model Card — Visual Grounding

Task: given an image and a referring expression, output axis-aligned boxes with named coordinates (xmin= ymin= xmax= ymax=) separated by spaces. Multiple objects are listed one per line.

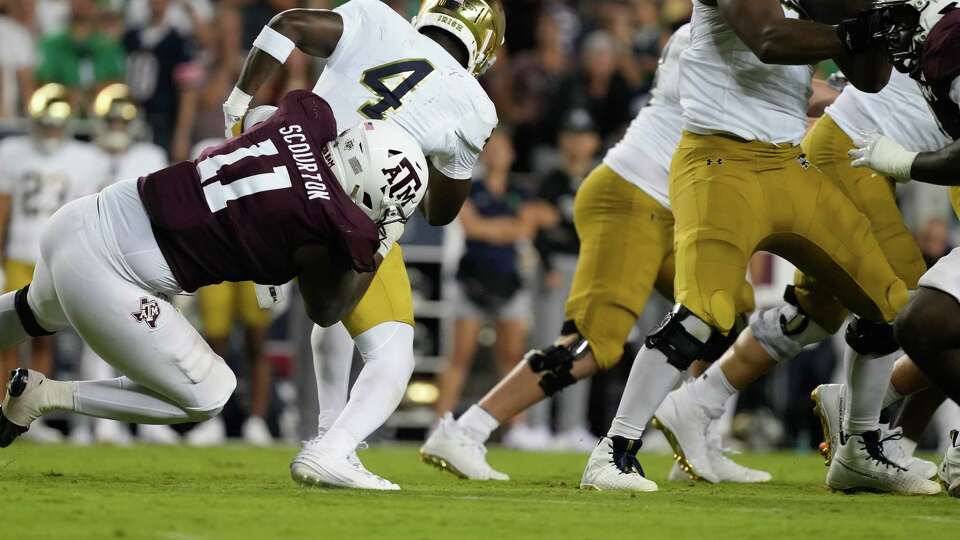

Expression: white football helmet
xmin=324 ymin=120 xmax=429 ymax=228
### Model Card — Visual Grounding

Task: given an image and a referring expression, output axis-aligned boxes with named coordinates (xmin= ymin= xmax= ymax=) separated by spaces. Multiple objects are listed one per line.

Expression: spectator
xmin=36 ymin=0 xmax=126 ymax=93
xmin=0 ymin=0 xmax=36 ymax=118
xmin=917 ymin=216 xmax=952 ymax=268
xmin=434 ymin=131 xmax=539 ymax=417
xmin=506 ymin=109 xmax=601 ymax=451
xmin=124 ymin=0 xmax=202 ymax=161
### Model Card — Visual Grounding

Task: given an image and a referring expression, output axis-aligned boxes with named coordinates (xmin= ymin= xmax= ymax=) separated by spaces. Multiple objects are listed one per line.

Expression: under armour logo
xmin=706 ymin=158 xmax=723 ymax=166
xmin=132 ymin=297 xmax=161 ymax=329
xmin=797 ymin=155 xmax=811 ymax=169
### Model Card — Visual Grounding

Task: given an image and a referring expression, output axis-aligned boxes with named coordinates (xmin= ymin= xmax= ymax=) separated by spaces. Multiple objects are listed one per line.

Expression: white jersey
xmin=313 ymin=0 xmax=497 ymax=180
xmin=604 ymin=25 xmax=689 ymax=210
xmin=102 ymin=142 xmax=169 ymax=189
xmin=827 ymin=71 xmax=950 ymax=153
xmin=681 ymin=0 xmax=812 ymax=145
xmin=0 ymin=137 xmax=109 ymax=263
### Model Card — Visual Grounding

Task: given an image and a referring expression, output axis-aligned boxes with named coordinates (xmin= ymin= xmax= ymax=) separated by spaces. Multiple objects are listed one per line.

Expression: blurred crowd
xmin=0 ymin=0 xmax=957 ymax=453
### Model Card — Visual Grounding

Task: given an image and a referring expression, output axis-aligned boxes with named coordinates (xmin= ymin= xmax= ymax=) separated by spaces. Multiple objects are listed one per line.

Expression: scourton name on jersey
xmin=139 ymin=90 xmax=379 ymax=292
xmin=314 ymin=0 xmax=497 ymax=180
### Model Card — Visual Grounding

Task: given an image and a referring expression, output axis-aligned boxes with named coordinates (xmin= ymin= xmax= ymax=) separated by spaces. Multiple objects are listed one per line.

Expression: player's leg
xmin=186 ymin=283 xmax=235 ymax=446
xmin=238 ymin=282 xmax=273 ymax=446
xmin=585 ymin=133 xmax=759 ymax=490
xmin=434 ymin=315 xmax=482 ymax=417
xmin=292 ymin=245 xmax=414 ymax=490
xmin=0 ymin=259 xmax=39 ymax=399
xmin=422 ymin=165 xmax=671 ymax=480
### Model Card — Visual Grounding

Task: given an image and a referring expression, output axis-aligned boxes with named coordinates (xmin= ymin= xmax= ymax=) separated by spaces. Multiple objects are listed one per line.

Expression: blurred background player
xmin=0 ymin=83 xmax=109 ymax=443
xmin=507 ymin=109 xmax=599 ymax=452
xmin=433 ymin=130 xmax=538 ymax=420
xmin=69 ymin=83 xmax=179 ymax=446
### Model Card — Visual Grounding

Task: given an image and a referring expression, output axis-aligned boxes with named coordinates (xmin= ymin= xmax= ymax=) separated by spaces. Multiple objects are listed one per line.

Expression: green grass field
xmin=1 ymin=443 xmax=955 ymax=539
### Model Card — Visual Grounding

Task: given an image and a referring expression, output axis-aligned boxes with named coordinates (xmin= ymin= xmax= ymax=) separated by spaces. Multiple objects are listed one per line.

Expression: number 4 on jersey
xmin=359 ymin=59 xmax=435 ymax=120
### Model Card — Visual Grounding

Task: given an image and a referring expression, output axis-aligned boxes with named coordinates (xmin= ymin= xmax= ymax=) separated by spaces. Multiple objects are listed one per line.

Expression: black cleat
xmin=0 ymin=369 xmax=32 ymax=448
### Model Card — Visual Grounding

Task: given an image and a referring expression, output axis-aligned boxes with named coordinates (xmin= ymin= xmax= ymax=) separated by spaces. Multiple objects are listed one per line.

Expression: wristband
xmin=225 ymin=86 xmax=253 ymax=111
xmin=253 ymin=26 xmax=296 ymax=64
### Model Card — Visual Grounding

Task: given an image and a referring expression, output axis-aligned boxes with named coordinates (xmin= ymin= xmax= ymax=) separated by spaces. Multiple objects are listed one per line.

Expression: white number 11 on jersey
xmin=195 ymin=139 xmax=293 ymax=213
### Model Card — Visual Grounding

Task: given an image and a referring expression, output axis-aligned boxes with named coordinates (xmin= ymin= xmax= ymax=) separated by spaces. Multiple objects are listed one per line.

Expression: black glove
xmin=836 ymin=10 xmax=883 ymax=53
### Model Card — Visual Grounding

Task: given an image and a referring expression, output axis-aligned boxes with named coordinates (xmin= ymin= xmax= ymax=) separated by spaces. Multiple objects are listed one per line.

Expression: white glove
xmin=377 ymin=221 xmax=405 ymax=259
xmin=223 ymin=87 xmax=253 ymax=138
xmin=849 ymin=132 xmax=917 ymax=183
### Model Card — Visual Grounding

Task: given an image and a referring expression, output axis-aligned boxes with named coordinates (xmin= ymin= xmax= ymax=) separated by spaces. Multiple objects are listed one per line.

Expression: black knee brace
xmin=527 ymin=323 xmax=591 ymax=396
xmin=14 ymin=285 xmax=53 ymax=337
xmin=702 ymin=312 xmax=747 ymax=363
xmin=645 ymin=305 xmax=726 ymax=370
xmin=845 ymin=316 xmax=898 ymax=356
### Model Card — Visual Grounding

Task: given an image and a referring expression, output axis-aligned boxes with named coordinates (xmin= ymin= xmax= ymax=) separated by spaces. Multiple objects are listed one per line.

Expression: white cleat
xmin=0 ymin=368 xmax=59 ymax=447
xmin=502 ymin=424 xmax=553 ymax=451
xmin=939 ymin=429 xmax=960 ymax=497
xmin=553 ymin=427 xmax=597 ymax=453
xmin=652 ymin=385 xmax=720 ymax=483
xmin=291 ymin=441 xmax=399 ymax=490
xmin=580 ymin=436 xmax=658 ymax=492
xmin=826 ymin=430 xmax=941 ymax=495
xmin=185 ymin=416 xmax=227 ymax=447
xmin=242 ymin=416 xmax=273 ymax=447
xmin=706 ymin=423 xmax=771 ymax=483
xmin=139 ymin=424 xmax=181 ymax=445
xmin=93 ymin=419 xmax=133 ymax=446
xmin=811 ymin=383 xmax=845 ymax=465
xmin=667 ymin=462 xmax=692 ymax=482
xmin=20 ymin=421 xmax=65 ymax=444
xmin=419 ymin=412 xmax=509 ymax=481
xmin=881 ymin=426 xmax=937 ymax=480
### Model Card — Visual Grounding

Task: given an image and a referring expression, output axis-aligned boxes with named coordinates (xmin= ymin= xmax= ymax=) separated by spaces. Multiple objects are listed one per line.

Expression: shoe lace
xmin=860 ymin=431 xmax=906 ymax=471
xmin=607 ymin=441 xmax=646 ymax=477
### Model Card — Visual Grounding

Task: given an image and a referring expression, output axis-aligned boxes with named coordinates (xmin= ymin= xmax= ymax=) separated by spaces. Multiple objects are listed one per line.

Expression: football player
xmin=420 ymin=25 xmax=764 ymax=487
xmin=846 ymin=0 xmax=960 ymax=496
xmin=657 ymin=68 xmax=950 ymax=483
xmin=224 ymin=0 xmax=503 ymax=488
xmin=0 ymin=92 xmax=428 ymax=487
xmin=580 ymin=0 xmax=940 ymax=494
xmin=0 ymin=83 xmax=110 ymax=443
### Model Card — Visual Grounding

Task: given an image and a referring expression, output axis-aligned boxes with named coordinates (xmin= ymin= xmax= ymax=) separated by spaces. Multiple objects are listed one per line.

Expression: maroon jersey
xmin=917 ymin=8 xmax=960 ymax=140
xmin=138 ymin=90 xmax=379 ymax=292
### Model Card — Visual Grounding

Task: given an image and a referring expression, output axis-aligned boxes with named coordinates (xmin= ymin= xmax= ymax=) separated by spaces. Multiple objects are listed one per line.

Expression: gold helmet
xmin=92 ymin=83 xmax=143 ymax=152
xmin=28 ymin=83 xmax=72 ymax=127
xmin=413 ymin=0 xmax=506 ymax=75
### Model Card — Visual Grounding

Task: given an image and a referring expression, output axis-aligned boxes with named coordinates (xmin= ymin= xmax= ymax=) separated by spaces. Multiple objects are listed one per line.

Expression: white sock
xmin=607 ymin=344 xmax=684 ymax=440
xmin=0 ymin=291 xmax=29 ymax=349
xmin=71 ymin=377 xmax=197 ymax=423
xmin=689 ymin=362 xmax=737 ymax=417
xmin=316 ymin=322 xmax=415 ymax=457
xmin=881 ymin=382 xmax=903 ymax=409
xmin=311 ymin=323 xmax=354 ymax=432
xmin=844 ymin=347 xmax=898 ymax=434
xmin=458 ymin=404 xmax=500 ymax=443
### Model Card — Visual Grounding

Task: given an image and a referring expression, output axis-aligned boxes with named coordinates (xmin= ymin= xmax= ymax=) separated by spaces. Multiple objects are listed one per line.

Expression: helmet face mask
xmin=871 ymin=0 xmax=960 ymax=74
xmin=325 ymin=120 xmax=429 ymax=232
xmin=413 ymin=0 xmax=506 ymax=76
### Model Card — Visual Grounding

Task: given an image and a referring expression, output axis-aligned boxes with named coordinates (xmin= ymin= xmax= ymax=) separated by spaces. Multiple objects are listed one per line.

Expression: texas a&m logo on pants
xmin=132 ymin=297 xmax=161 ymax=329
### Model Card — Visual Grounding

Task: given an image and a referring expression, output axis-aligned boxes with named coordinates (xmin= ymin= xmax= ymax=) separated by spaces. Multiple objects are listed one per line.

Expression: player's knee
xmin=750 ymin=286 xmax=831 ymax=363
xmin=183 ymin=360 xmax=237 ymax=421
xmin=645 ymin=304 xmax=728 ymax=370
xmin=845 ymin=316 xmax=898 ymax=356
xmin=526 ymin=320 xmax=590 ymax=396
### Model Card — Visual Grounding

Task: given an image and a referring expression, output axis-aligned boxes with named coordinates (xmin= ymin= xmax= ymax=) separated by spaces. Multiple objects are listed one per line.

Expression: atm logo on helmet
xmin=381 ymin=150 xmax=423 ymax=207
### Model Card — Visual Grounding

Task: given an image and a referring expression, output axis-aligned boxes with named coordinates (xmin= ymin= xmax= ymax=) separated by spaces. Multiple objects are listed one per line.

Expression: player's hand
xmin=223 ymin=87 xmax=253 ymax=139
xmin=377 ymin=220 xmax=405 ymax=259
xmin=849 ymin=132 xmax=917 ymax=182
xmin=836 ymin=10 xmax=883 ymax=53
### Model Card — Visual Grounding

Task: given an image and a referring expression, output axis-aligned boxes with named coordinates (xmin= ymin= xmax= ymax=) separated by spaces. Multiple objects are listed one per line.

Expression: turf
xmin=1 ymin=444 xmax=954 ymax=540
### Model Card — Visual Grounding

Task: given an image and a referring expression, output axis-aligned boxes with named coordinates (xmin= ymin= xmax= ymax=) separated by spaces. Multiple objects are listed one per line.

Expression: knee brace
xmin=527 ymin=320 xmax=590 ymax=396
xmin=845 ymin=316 xmax=899 ymax=356
xmin=750 ymin=285 xmax=831 ymax=363
xmin=14 ymin=285 xmax=54 ymax=337
xmin=702 ymin=312 xmax=747 ymax=363
xmin=645 ymin=305 xmax=724 ymax=370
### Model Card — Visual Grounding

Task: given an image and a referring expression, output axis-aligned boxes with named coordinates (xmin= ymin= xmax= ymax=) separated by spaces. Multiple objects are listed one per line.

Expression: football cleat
xmin=138 ymin=424 xmax=181 ymax=445
xmin=652 ymin=384 xmax=720 ymax=483
xmin=185 ymin=416 xmax=226 ymax=447
xmin=826 ymin=430 xmax=941 ymax=495
xmin=881 ymin=425 xmax=937 ymax=479
xmin=419 ymin=413 xmax=509 ymax=481
xmin=291 ymin=442 xmax=399 ymax=491
xmin=939 ymin=429 xmax=960 ymax=497
xmin=241 ymin=416 xmax=273 ymax=447
xmin=1 ymin=368 xmax=54 ymax=447
xmin=502 ymin=424 xmax=553 ymax=451
xmin=580 ymin=436 xmax=658 ymax=491
xmin=553 ymin=427 xmax=597 ymax=453
xmin=667 ymin=462 xmax=692 ymax=482
xmin=706 ymin=423 xmax=772 ymax=483
xmin=93 ymin=419 xmax=133 ymax=446
xmin=811 ymin=383 xmax=845 ymax=465
xmin=293 ymin=429 xmax=367 ymax=472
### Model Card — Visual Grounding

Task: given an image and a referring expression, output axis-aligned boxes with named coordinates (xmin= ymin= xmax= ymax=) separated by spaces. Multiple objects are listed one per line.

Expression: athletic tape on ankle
xmin=253 ymin=26 xmax=296 ymax=64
